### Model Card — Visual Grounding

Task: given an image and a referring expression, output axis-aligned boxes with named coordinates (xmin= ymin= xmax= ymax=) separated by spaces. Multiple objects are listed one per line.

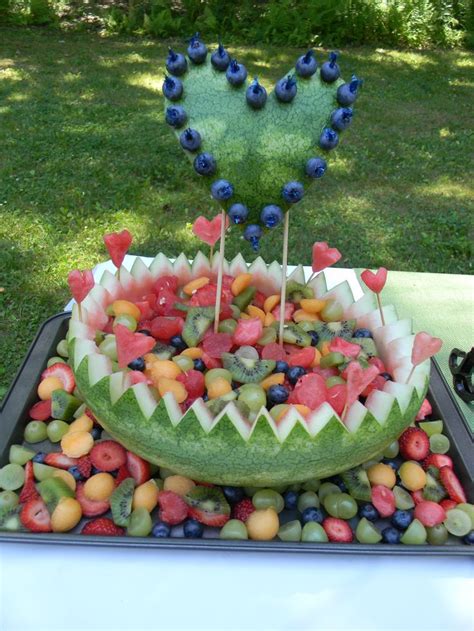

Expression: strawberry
xmin=41 ymin=363 xmax=75 ymax=393
xmin=29 ymin=400 xmax=52 ymax=421
xmin=322 ymin=517 xmax=353 ymax=542
xmin=423 ymin=453 xmax=453 ymax=470
xmin=414 ymin=501 xmax=446 ymax=527
xmin=184 ymin=486 xmax=231 ymax=527
xmin=20 ymin=498 xmax=52 ymax=532
xmin=439 ymin=466 xmax=466 ymax=504
xmin=19 ymin=461 xmax=39 ymax=503
xmin=76 ymin=456 xmax=92 ymax=479
xmin=115 ymin=464 xmax=132 ymax=486
xmin=398 ymin=427 xmax=430 ymax=461
xmin=187 ymin=505 xmax=229 ymax=527
xmin=415 ymin=398 xmax=432 ymax=421
xmin=89 ymin=440 xmax=127 ymax=472
xmin=85 ymin=408 xmax=97 ymax=422
xmin=44 ymin=452 xmax=78 ymax=470
xmin=440 ymin=499 xmax=458 ymax=512
xmin=372 ymin=485 xmax=396 ymax=517
xmin=158 ymin=491 xmax=188 ymax=525
xmin=76 ymin=482 xmax=110 ymax=517
xmin=126 ymin=451 xmax=150 ymax=485
xmin=81 ymin=518 xmax=125 ymax=536
xmin=232 ymin=497 xmax=255 ymax=522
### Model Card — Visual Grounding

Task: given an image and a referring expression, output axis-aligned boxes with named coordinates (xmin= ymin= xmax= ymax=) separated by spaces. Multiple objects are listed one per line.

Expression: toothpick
xmin=78 ymin=301 xmax=83 ymax=323
xmin=376 ymin=293 xmax=385 ymax=326
xmin=278 ymin=211 xmax=290 ymax=346
xmin=213 ymin=209 xmax=227 ymax=333
xmin=210 ymin=244 xmax=214 ymax=263
xmin=117 ymin=266 xmax=121 ymax=282
xmin=406 ymin=365 xmax=415 ymax=385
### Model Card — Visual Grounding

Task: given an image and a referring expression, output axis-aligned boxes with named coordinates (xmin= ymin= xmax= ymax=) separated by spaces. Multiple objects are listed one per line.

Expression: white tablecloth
xmin=2 ymin=257 xmax=473 ymax=631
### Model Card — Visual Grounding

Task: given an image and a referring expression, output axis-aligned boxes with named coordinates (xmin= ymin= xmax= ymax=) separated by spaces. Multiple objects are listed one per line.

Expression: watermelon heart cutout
xmin=164 ymin=48 xmax=357 ymax=231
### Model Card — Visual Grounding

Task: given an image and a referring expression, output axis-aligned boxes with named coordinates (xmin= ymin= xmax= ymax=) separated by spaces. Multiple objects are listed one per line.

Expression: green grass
xmin=0 ymin=26 xmax=473 ymax=398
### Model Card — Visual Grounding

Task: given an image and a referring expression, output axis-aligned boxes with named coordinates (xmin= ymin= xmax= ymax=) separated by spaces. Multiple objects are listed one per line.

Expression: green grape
xmin=457 ymin=503 xmax=474 ymax=529
xmin=301 ymin=522 xmax=328 ymax=542
xmin=252 ymin=489 xmax=284 ymax=513
xmin=47 ymin=420 xmax=70 ymax=443
xmin=0 ymin=464 xmax=25 ymax=491
xmin=320 ymin=300 xmax=344 ymax=322
xmin=257 ymin=327 xmax=277 ymax=346
xmin=427 ymin=524 xmax=449 ymax=545
xmin=205 ymin=368 xmax=233 ymax=388
xmin=0 ymin=491 xmax=19 ymax=510
xmin=297 ymin=491 xmax=320 ymax=513
xmin=444 ymin=509 xmax=471 ymax=537
xmin=269 ymin=404 xmax=289 ymax=421
xmin=95 ymin=330 xmax=106 ymax=345
xmin=429 ymin=434 xmax=450 ymax=454
xmin=218 ymin=319 xmax=238 ymax=334
xmin=230 ymin=305 xmax=242 ymax=320
xmin=220 ymin=519 xmax=248 ymax=540
xmin=99 ymin=335 xmax=118 ymax=361
xmin=9 ymin=444 xmax=35 ymax=465
xmin=320 ymin=352 xmax=345 ymax=369
xmin=56 ymin=339 xmax=69 ymax=358
xmin=278 ymin=520 xmax=302 ymax=542
xmin=301 ymin=479 xmax=321 ymax=493
xmin=324 ymin=493 xmax=358 ymax=520
xmin=238 ymin=384 xmax=266 ymax=412
xmin=419 ymin=420 xmax=443 ymax=437
xmin=400 ymin=519 xmax=427 ymax=544
xmin=106 ymin=304 xmax=115 ymax=316
xmin=383 ymin=440 xmax=399 ymax=459
xmin=318 ymin=482 xmax=341 ymax=503
xmin=393 ymin=485 xmax=415 ymax=510
xmin=235 ymin=346 xmax=259 ymax=360
xmin=172 ymin=355 xmax=194 ymax=372
xmin=24 ymin=421 xmax=48 ymax=444
xmin=127 ymin=508 xmax=153 ymax=537
xmin=356 ymin=518 xmax=382 ymax=544
xmin=32 ymin=463 xmax=56 ymax=481
xmin=113 ymin=314 xmax=137 ymax=331
xmin=326 ymin=376 xmax=346 ymax=388
xmin=47 ymin=356 xmax=66 ymax=367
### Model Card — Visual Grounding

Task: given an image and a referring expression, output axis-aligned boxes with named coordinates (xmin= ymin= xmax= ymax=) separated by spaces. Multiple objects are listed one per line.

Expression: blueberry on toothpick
xmin=305 ymin=157 xmax=327 ymax=178
xmin=166 ymin=48 xmax=187 ymax=76
xmin=187 ymin=33 xmax=208 ymax=64
xmin=193 ymin=152 xmax=217 ymax=176
xmin=226 ymin=59 xmax=248 ymax=87
xmin=162 ymin=75 xmax=183 ymax=101
xmin=337 ymin=75 xmax=362 ymax=106
xmin=320 ymin=52 xmax=340 ymax=83
xmin=165 ymin=105 xmax=187 ymax=128
xmin=228 ymin=203 xmax=249 ymax=225
xmin=295 ymin=50 xmax=317 ymax=78
xmin=244 ymin=224 xmax=262 ymax=251
xmin=319 ymin=128 xmax=339 ymax=150
xmin=260 ymin=204 xmax=283 ymax=228
xmin=331 ymin=107 xmax=353 ymax=131
xmin=246 ymin=78 xmax=267 ymax=109
xmin=211 ymin=43 xmax=230 ymax=71
xmin=281 ymin=181 xmax=304 ymax=204
xmin=211 ymin=179 xmax=234 ymax=201
xmin=179 ymin=128 xmax=201 ymax=152
xmin=275 ymin=74 xmax=297 ymax=102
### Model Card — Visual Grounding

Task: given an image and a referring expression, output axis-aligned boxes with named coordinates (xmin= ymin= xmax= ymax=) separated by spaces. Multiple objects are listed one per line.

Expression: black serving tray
xmin=0 ymin=312 xmax=472 ymax=555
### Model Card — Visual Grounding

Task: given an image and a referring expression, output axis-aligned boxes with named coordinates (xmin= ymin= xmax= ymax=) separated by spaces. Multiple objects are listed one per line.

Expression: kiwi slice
xmin=206 ymin=391 xmax=238 ymax=416
xmin=351 ymin=337 xmax=379 ymax=358
xmin=182 ymin=306 xmax=215 ymax=347
xmin=110 ymin=477 xmax=135 ymax=527
xmin=339 ymin=355 xmax=370 ymax=372
xmin=51 ymin=390 xmax=82 ymax=421
xmin=285 ymin=280 xmax=313 ymax=303
xmin=232 ymin=286 xmax=256 ymax=312
xmin=282 ymin=324 xmax=312 ymax=347
xmin=0 ymin=505 xmax=23 ymax=532
xmin=422 ymin=471 xmax=447 ymax=502
xmin=341 ymin=466 xmax=372 ymax=502
xmin=151 ymin=341 xmax=176 ymax=360
xmin=312 ymin=320 xmax=356 ymax=345
xmin=222 ymin=353 xmax=275 ymax=384
xmin=184 ymin=486 xmax=231 ymax=520
xmin=37 ymin=477 xmax=74 ymax=512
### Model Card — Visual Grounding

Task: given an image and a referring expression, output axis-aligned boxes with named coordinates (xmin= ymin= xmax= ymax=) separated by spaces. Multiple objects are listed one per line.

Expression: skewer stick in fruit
xmin=103 ymin=230 xmax=133 ymax=282
xmin=67 ymin=269 xmax=94 ymax=323
xmin=360 ymin=267 xmax=387 ymax=327
xmin=407 ymin=332 xmax=443 ymax=384
xmin=213 ymin=209 xmax=228 ymax=333
xmin=278 ymin=211 xmax=290 ymax=346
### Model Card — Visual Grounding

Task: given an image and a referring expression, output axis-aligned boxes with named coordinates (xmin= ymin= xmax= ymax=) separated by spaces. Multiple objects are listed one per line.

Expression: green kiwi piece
xmin=232 ymin=286 xmax=256 ymax=312
xmin=206 ymin=392 xmax=237 ymax=416
xmin=151 ymin=341 xmax=176 ymax=360
xmin=422 ymin=472 xmax=447 ymax=502
xmin=341 ymin=466 xmax=372 ymax=502
xmin=350 ymin=337 xmax=379 ymax=358
xmin=37 ymin=477 xmax=74 ymax=512
xmin=184 ymin=486 xmax=231 ymax=521
xmin=182 ymin=306 xmax=215 ymax=347
xmin=51 ymin=390 xmax=82 ymax=421
xmin=9 ymin=445 xmax=35 ymax=466
xmin=311 ymin=320 xmax=356 ymax=345
xmin=110 ymin=477 xmax=135 ymax=527
xmin=282 ymin=324 xmax=312 ymax=347
xmin=285 ymin=280 xmax=313 ymax=303
xmin=222 ymin=353 xmax=275 ymax=384
xmin=0 ymin=506 xmax=24 ymax=532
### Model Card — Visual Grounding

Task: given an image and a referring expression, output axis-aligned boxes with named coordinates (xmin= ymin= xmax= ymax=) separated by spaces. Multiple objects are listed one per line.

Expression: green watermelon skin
xmin=165 ymin=61 xmax=344 ymax=224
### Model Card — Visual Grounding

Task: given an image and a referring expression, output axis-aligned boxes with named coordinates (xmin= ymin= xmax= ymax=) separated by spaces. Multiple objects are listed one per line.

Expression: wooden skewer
xmin=376 ymin=293 xmax=385 ymax=326
xmin=210 ymin=244 xmax=214 ymax=264
xmin=278 ymin=211 xmax=290 ymax=347
xmin=406 ymin=365 xmax=415 ymax=385
xmin=213 ymin=209 xmax=227 ymax=333
xmin=78 ymin=302 xmax=83 ymax=324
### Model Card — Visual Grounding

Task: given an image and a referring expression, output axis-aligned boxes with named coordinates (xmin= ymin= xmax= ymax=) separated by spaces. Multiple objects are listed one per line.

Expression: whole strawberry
xmin=232 ymin=498 xmax=255 ymax=523
xmin=399 ymin=427 xmax=430 ymax=461
xmin=81 ymin=518 xmax=125 ymax=536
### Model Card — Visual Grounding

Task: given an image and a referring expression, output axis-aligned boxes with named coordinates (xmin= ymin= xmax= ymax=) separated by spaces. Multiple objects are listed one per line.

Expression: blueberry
xmin=179 ymin=128 xmax=201 ymax=152
xmin=187 ymin=33 xmax=208 ymax=64
xmin=166 ymin=48 xmax=188 ymax=76
xmin=275 ymin=74 xmax=297 ymax=102
xmin=193 ymin=358 xmax=206 ymax=372
xmin=193 ymin=152 xmax=216 ymax=176
xmin=331 ymin=107 xmax=353 ymax=132
xmin=152 ymin=521 xmax=171 ymax=538
xmin=162 ymin=75 xmax=183 ymax=101
xmin=281 ymin=181 xmax=304 ymax=204
xmin=267 ymin=384 xmax=289 ymax=406
xmin=211 ymin=179 xmax=234 ymax=201
xmin=243 ymin=224 xmax=262 ymax=252
xmin=283 ymin=490 xmax=299 ymax=510
xmin=68 ymin=466 xmax=84 ymax=482
xmin=202 ymin=393 xmax=209 ymax=402
xmin=32 ymin=452 xmax=46 ymax=464
xmin=231 ymin=381 xmax=240 ymax=390
xmin=391 ymin=510 xmax=413 ymax=531
xmin=381 ymin=527 xmax=401 ymax=544
xmin=90 ymin=427 xmax=102 ymax=441
xmin=384 ymin=459 xmax=399 ymax=471
xmin=305 ymin=157 xmax=327 ymax=179
xmin=337 ymin=75 xmax=362 ymax=107
xmin=301 ymin=507 xmax=324 ymax=524
xmin=170 ymin=335 xmax=187 ymax=352
xmin=183 ymin=518 xmax=204 ymax=538
xmin=137 ymin=329 xmax=152 ymax=336
xmin=326 ymin=476 xmax=347 ymax=492
xmin=381 ymin=372 xmax=393 ymax=381
xmin=463 ymin=531 xmax=474 ymax=545
xmin=319 ymin=128 xmax=339 ymax=151
xmin=128 ymin=357 xmax=145 ymax=371
xmin=246 ymin=77 xmax=267 ymax=109
xmin=353 ymin=328 xmax=372 ymax=338
xmin=359 ymin=503 xmax=380 ymax=522
xmin=226 ymin=59 xmax=248 ymax=87
xmin=274 ymin=360 xmax=289 ymax=374
xmin=287 ymin=366 xmax=306 ymax=385
xmin=211 ymin=43 xmax=230 ymax=71
xmin=260 ymin=204 xmax=283 ymax=228
xmin=165 ymin=105 xmax=187 ymax=128
xmin=320 ymin=52 xmax=340 ymax=83
xmin=295 ymin=50 xmax=317 ymax=78
xmin=91 ymin=465 xmax=102 ymax=475
xmin=222 ymin=486 xmax=245 ymax=504
xmin=309 ymin=331 xmax=319 ymax=347
xmin=228 ymin=203 xmax=249 ymax=225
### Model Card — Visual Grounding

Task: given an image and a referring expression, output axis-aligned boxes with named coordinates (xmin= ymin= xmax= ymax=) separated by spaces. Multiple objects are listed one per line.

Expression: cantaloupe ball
xmin=68 ymin=414 xmax=93 ymax=433
xmin=61 ymin=430 xmax=94 ymax=458
xmin=112 ymin=300 xmax=141 ymax=322
xmin=367 ymin=463 xmax=396 ymax=489
xmin=399 ymin=461 xmax=427 ymax=491
xmin=163 ymin=475 xmax=195 ymax=497
xmin=246 ymin=508 xmax=279 ymax=541
xmin=51 ymin=497 xmax=82 ymax=532
xmin=84 ymin=473 xmax=116 ymax=502
xmin=132 ymin=480 xmax=160 ymax=512
xmin=37 ymin=376 xmax=63 ymax=400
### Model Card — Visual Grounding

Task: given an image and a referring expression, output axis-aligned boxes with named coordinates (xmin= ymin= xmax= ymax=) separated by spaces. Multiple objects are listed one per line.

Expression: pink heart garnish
xmin=345 ymin=362 xmax=380 ymax=409
xmin=192 ymin=214 xmax=229 ymax=247
xmin=411 ymin=331 xmax=442 ymax=366
xmin=360 ymin=267 xmax=387 ymax=294
xmin=103 ymin=230 xmax=133 ymax=269
xmin=311 ymin=241 xmax=342 ymax=273
xmin=115 ymin=324 xmax=156 ymax=368
xmin=67 ymin=269 xmax=94 ymax=304
xmin=329 ymin=337 xmax=361 ymax=359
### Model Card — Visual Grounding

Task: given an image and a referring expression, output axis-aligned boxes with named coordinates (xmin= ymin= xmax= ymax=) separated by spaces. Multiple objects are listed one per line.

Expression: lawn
xmin=0 ymin=27 xmax=473 ymax=398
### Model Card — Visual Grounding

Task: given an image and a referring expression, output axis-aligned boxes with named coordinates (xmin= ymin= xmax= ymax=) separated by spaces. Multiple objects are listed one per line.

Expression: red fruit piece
xmin=128 ymin=370 xmax=149 ymax=385
xmin=312 ymin=366 xmax=339 ymax=379
xmin=90 ymin=440 xmax=127 ymax=472
xmin=253 ymin=291 xmax=266 ymax=310
xmin=361 ymin=375 xmax=388 ymax=398
xmin=371 ymin=485 xmax=396 ymax=517
xmin=288 ymin=347 xmax=316 ymax=368
xmin=20 ymin=498 xmax=52 ymax=533
xmin=368 ymin=357 xmax=386 ymax=373
xmin=76 ymin=482 xmax=110 ymax=517
xmin=155 ymin=288 xmax=186 ymax=317
xmin=439 ymin=466 xmax=466 ymax=504
xmin=177 ymin=369 xmax=205 ymax=398
xmin=327 ymin=384 xmax=347 ymax=417
xmin=440 ymin=499 xmax=458 ymax=512
xmin=41 ymin=363 xmax=75 ymax=394
xmin=115 ymin=464 xmax=132 ymax=486
xmin=201 ymin=352 xmax=222 ymax=370
xmin=44 ymin=453 xmax=78 ymax=470
xmin=272 ymin=302 xmax=295 ymax=322
xmin=103 ymin=229 xmax=132 ymax=268
xmin=360 ymin=267 xmax=387 ymax=294
xmin=85 ymin=408 xmax=97 ymax=422
xmin=345 ymin=361 xmax=380 ymax=408
xmin=221 ymin=275 xmax=234 ymax=291
xmin=202 ymin=333 xmax=233 ymax=359
xmin=312 ymin=241 xmax=342 ymax=273
xmin=411 ymin=490 xmax=425 ymax=505
xmin=19 ymin=461 xmax=39 ymax=503
xmin=416 ymin=398 xmax=432 ymax=421
xmin=115 ymin=324 xmax=157 ymax=368
xmin=233 ymin=318 xmax=263 ymax=346
xmin=190 ymin=283 xmax=232 ymax=308
xmin=67 ymin=269 xmax=94 ymax=304
xmin=414 ymin=501 xmax=446 ymax=527
xmin=423 ymin=453 xmax=453 ymax=470
xmin=399 ymin=427 xmax=430 ymax=461
xmin=329 ymin=337 xmax=361 ymax=359
xmin=81 ymin=517 xmax=125 ymax=536
xmin=154 ymin=275 xmax=178 ymax=294
xmin=150 ymin=316 xmax=184 ymax=341
xmin=77 ymin=456 xmax=92 ymax=479
xmin=126 ymin=452 xmax=150 ymax=485
xmin=158 ymin=490 xmax=188 ymax=525
xmin=293 ymin=373 xmax=327 ymax=410
xmin=261 ymin=343 xmax=287 ymax=362
xmin=188 ymin=505 xmax=229 ymax=528
xmin=232 ymin=497 xmax=255 ymax=522
xmin=322 ymin=517 xmax=353 ymax=543
xmin=29 ymin=400 xmax=52 ymax=421
xmin=135 ymin=300 xmax=155 ymax=321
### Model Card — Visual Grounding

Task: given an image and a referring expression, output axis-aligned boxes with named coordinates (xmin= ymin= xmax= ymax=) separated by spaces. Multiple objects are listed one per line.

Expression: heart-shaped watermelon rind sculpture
xmin=67 ymin=253 xmax=429 ymax=487
xmin=163 ymin=43 xmax=356 ymax=230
